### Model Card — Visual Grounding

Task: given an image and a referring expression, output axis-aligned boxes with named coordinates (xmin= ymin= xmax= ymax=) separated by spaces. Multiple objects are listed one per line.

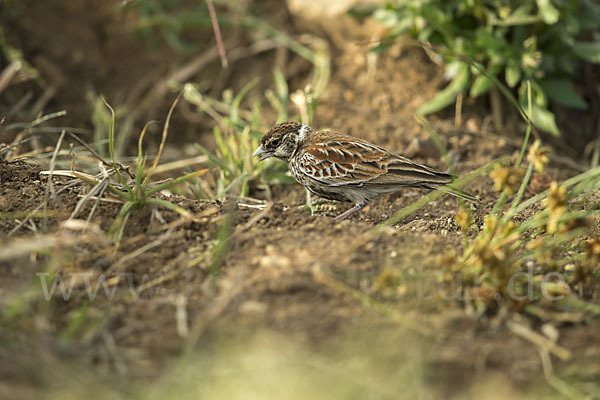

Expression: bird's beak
xmin=253 ymin=145 xmax=274 ymax=162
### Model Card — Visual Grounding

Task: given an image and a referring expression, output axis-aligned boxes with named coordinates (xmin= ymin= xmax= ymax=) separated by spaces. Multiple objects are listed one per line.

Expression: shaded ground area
xmin=1 ymin=1 xmax=600 ymax=399
xmin=2 ymin=154 xmax=599 ymax=398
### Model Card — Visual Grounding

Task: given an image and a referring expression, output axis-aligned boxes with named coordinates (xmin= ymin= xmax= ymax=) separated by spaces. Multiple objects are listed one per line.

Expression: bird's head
xmin=253 ymin=121 xmax=311 ymax=162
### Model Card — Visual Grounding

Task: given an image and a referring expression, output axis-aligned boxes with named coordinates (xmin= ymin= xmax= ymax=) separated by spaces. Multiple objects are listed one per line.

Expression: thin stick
xmin=134 ymin=255 xmax=186 ymax=295
xmin=87 ymin=163 xmax=111 ymax=221
xmin=206 ymin=0 xmax=228 ymax=68
xmin=85 ymin=217 xmax=192 ymax=261
xmin=67 ymin=131 xmax=109 ymax=165
xmin=6 ymin=91 xmax=32 ymax=119
xmin=454 ymin=92 xmax=463 ymax=127
xmin=175 ymin=294 xmax=189 ymax=338
xmin=0 ymin=61 xmax=21 ymax=95
xmin=45 ymin=130 xmax=66 ymax=203
xmin=237 ymin=202 xmax=272 ymax=231
xmin=69 ymin=164 xmax=112 ymax=221
xmin=150 ymin=155 xmax=208 ymax=175
xmin=507 ymin=320 xmax=571 ymax=361
xmin=539 ymin=349 xmax=591 ymax=399
xmin=0 ymin=136 xmax=38 ymax=157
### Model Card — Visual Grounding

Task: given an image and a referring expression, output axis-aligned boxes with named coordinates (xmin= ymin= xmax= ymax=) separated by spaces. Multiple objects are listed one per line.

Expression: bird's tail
xmin=422 ymin=184 xmax=480 ymax=204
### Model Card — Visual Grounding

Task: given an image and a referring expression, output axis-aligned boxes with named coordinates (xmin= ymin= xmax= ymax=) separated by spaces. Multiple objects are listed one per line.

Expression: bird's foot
xmin=334 ymin=203 xmax=367 ymax=221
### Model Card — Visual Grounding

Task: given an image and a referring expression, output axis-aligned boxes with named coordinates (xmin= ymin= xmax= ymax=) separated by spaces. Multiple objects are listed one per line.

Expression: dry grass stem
xmin=507 ymin=320 xmax=571 ymax=361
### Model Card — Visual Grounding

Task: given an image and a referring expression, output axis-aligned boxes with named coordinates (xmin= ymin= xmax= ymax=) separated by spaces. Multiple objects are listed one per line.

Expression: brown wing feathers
xmin=304 ymin=131 xmax=452 ymax=187
xmin=384 ymin=156 xmax=452 ymax=185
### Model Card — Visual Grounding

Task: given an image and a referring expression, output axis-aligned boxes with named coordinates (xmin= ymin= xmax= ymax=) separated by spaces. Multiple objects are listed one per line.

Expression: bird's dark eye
xmin=271 ymin=137 xmax=282 ymax=147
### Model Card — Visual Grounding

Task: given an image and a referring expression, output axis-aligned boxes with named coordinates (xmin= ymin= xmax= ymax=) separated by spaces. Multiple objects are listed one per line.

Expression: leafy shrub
xmin=373 ymin=0 xmax=600 ymax=135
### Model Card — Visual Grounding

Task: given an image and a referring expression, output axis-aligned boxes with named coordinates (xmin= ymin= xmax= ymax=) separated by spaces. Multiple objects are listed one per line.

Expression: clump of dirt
xmin=0 ymin=159 xmax=45 ymax=215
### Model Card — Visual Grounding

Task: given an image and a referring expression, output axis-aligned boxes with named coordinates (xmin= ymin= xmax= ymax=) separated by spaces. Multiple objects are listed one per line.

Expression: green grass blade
xmin=102 ymin=96 xmax=134 ymax=198
xmin=507 ymin=158 xmax=535 ymax=217
xmin=136 ymin=121 xmax=157 ymax=193
xmin=145 ymin=169 xmax=209 ymax=197
xmin=515 ymin=80 xmax=533 ymax=167
xmin=108 ymin=201 xmax=135 ymax=241
xmin=145 ymin=198 xmax=194 ymax=219
xmin=512 ymin=165 xmax=600 ymax=216
xmin=144 ymin=93 xmax=182 ymax=187
xmin=231 ymin=78 xmax=260 ymax=124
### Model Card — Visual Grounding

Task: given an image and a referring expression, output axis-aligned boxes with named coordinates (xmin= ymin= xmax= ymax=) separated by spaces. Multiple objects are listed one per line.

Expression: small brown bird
xmin=253 ymin=121 xmax=478 ymax=220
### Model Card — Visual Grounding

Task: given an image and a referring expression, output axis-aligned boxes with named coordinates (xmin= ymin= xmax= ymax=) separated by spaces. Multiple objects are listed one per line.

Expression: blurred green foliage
xmin=127 ymin=0 xmax=216 ymax=52
xmin=373 ymin=0 xmax=600 ymax=135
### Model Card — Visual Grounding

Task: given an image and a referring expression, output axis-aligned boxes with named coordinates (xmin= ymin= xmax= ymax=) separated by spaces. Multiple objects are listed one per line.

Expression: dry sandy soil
xmin=1 ymin=1 xmax=599 ymax=399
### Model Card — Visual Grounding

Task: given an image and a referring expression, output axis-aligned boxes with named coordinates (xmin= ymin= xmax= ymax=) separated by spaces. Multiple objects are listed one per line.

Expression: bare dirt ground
xmin=1 ymin=1 xmax=599 ymax=399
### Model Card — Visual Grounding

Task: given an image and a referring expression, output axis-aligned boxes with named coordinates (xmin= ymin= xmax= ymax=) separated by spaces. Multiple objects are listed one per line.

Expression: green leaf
xmin=531 ymin=80 xmax=548 ymax=108
xmin=556 ymin=52 xmax=579 ymax=75
xmin=416 ymin=63 xmax=470 ymax=115
xmin=475 ymin=31 xmax=507 ymax=53
xmin=505 ymin=61 xmax=521 ymax=88
xmin=573 ymin=41 xmax=600 ymax=63
xmin=580 ymin=0 xmax=600 ymax=30
xmin=470 ymin=75 xmax=492 ymax=97
xmin=372 ymin=8 xmax=400 ymax=26
xmin=108 ymin=202 xmax=134 ymax=241
xmin=492 ymin=15 xmax=541 ymax=26
xmin=492 ymin=3 xmax=540 ymax=26
xmin=536 ymin=0 xmax=559 ymax=24
xmin=539 ymin=78 xmax=588 ymax=109
xmin=145 ymin=198 xmax=194 ymax=219
xmin=444 ymin=60 xmax=464 ymax=79
xmin=527 ymin=104 xmax=560 ymax=136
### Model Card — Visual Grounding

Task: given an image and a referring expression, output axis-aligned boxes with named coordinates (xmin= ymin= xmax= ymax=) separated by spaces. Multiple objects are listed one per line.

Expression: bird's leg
xmin=335 ymin=202 xmax=367 ymax=220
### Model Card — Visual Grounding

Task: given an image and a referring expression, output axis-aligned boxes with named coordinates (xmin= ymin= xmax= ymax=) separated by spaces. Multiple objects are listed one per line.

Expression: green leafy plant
xmin=77 ymin=95 xmax=207 ymax=241
xmin=373 ymin=0 xmax=600 ymax=135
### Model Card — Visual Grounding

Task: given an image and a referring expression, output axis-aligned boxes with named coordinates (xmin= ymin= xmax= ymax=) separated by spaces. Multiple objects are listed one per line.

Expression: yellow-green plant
xmin=183 ymin=79 xmax=294 ymax=200
xmin=448 ymin=148 xmax=600 ymax=315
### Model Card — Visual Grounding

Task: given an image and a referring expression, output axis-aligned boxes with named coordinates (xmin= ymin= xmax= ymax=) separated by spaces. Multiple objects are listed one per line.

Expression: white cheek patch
xmin=298 ymin=124 xmax=309 ymax=142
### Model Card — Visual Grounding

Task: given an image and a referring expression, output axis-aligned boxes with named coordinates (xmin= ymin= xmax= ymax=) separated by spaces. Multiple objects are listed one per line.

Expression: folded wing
xmin=298 ymin=134 xmax=451 ymax=187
